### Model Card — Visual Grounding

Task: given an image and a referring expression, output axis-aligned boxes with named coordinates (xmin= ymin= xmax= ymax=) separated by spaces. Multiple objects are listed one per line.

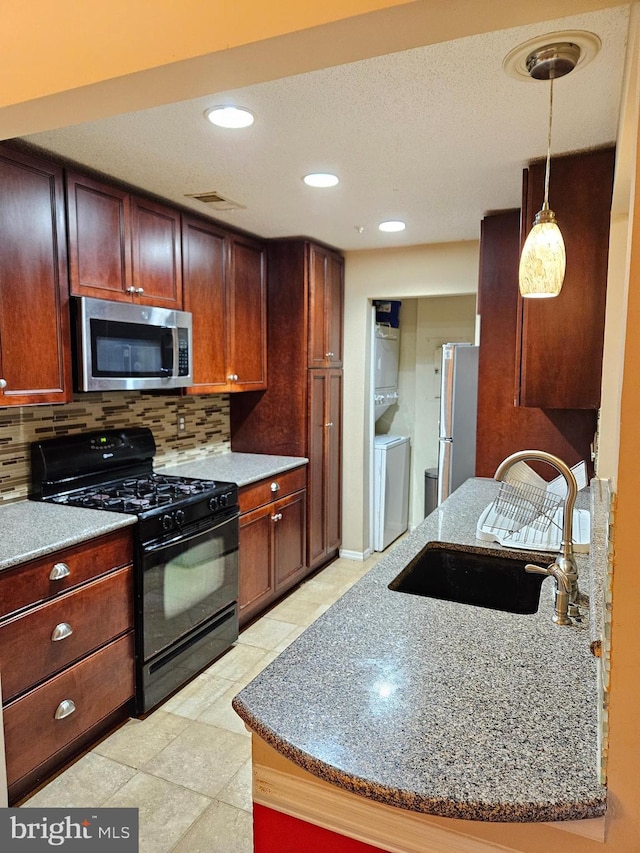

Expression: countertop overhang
xmin=233 ymin=477 xmax=605 ymax=823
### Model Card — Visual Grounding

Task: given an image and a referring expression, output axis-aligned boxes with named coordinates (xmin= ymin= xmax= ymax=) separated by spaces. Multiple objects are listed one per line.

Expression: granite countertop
xmin=161 ymin=451 xmax=308 ymax=487
xmin=0 ymin=452 xmax=307 ymax=573
xmin=0 ymin=502 xmax=137 ymax=572
xmin=233 ymin=477 xmax=605 ymax=823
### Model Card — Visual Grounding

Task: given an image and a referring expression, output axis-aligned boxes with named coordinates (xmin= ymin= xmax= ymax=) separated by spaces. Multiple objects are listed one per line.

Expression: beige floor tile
xmin=266 ymin=594 xmax=330 ymax=627
xmin=232 ymin=650 xmax=279 ymax=690
xmin=22 ymin=752 xmax=136 ymax=808
xmin=272 ymin=624 xmax=307 ymax=654
xmin=141 ymin=719 xmax=250 ymax=798
xmin=216 ymin=758 xmax=253 ymax=813
xmin=171 ymin=800 xmax=253 ymax=853
xmin=238 ymin=615 xmax=300 ymax=650
xmin=205 ymin=642 xmax=272 ymax=682
xmin=92 ymin=710 xmax=192 ymax=768
xmin=161 ymin=672 xmax=235 ymax=721
xmin=102 ymin=770 xmax=211 ymax=853
xmin=196 ymin=683 xmax=251 ymax=736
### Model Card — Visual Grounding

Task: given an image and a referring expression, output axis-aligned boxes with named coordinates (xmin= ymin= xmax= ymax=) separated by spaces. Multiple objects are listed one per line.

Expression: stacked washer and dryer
xmin=372 ymin=303 xmax=410 ymax=552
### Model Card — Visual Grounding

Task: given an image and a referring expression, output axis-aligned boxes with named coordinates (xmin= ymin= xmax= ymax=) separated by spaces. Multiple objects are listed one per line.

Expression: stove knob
xmin=219 ymin=492 xmax=228 ymax=507
xmin=162 ymin=513 xmax=174 ymax=530
xmin=175 ymin=509 xmax=186 ymax=526
xmin=208 ymin=495 xmax=219 ymax=511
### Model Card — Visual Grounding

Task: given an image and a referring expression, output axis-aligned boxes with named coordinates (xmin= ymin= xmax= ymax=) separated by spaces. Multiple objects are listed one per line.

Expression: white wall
xmin=342 ymin=242 xmax=479 ymax=557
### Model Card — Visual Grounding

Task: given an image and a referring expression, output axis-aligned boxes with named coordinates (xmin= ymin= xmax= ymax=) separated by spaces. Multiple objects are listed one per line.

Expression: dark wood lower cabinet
xmin=5 ymin=634 xmax=134 ymax=803
xmin=238 ymin=467 xmax=308 ymax=627
xmin=1 ymin=530 xmax=135 ymax=805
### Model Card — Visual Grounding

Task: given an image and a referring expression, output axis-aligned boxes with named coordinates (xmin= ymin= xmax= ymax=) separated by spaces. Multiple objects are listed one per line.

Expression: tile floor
xmin=22 ymin=554 xmax=380 ymax=852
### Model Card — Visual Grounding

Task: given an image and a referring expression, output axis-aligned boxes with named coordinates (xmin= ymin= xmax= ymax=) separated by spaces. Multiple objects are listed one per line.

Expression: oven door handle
xmin=143 ymin=509 xmax=239 ymax=554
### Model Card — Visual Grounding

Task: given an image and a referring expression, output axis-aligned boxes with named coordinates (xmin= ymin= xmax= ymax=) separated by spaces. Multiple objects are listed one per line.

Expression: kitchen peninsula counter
xmin=233 ymin=477 xmax=605 ymax=826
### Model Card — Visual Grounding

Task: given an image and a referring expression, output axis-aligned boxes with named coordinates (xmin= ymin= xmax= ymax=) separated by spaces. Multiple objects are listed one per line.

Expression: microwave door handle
xmin=159 ymin=328 xmax=176 ymax=376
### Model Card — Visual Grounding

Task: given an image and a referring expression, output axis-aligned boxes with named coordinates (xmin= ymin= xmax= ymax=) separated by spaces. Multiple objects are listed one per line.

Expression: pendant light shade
xmin=518 ymin=42 xmax=580 ymax=299
xmin=519 ymin=206 xmax=566 ymax=298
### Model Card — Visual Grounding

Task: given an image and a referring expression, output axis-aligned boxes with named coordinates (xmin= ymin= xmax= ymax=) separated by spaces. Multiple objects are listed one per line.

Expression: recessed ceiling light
xmin=303 ymin=173 xmax=339 ymax=188
xmin=205 ymin=106 xmax=255 ymax=129
xmin=378 ymin=220 xmax=406 ymax=232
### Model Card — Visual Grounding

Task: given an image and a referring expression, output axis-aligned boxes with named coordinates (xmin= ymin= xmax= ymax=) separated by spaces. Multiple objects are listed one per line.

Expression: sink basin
xmin=388 ymin=546 xmax=545 ymax=614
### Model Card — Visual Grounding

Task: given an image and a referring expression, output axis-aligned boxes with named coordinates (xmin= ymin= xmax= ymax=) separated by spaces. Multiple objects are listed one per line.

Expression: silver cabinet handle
xmin=135 ymin=287 xmax=144 ymax=294
xmin=51 ymin=622 xmax=73 ymax=642
xmin=270 ymin=481 xmax=280 ymax=493
xmin=271 ymin=513 xmax=283 ymax=522
xmin=325 ymin=422 xmax=334 ymax=428
xmin=49 ymin=562 xmax=71 ymax=581
xmin=54 ymin=699 xmax=76 ymax=720
xmin=227 ymin=374 xmax=239 ymax=382
xmin=126 ymin=286 xmax=136 ymax=293
xmin=0 ymin=379 xmax=6 ymax=389
xmin=325 ymin=352 xmax=334 ymax=359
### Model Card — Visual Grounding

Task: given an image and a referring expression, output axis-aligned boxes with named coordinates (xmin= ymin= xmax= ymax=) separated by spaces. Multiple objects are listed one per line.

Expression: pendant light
xmin=518 ymin=43 xmax=581 ymax=299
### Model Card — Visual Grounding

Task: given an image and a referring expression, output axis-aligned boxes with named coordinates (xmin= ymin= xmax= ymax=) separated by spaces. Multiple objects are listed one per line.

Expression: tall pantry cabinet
xmin=231 ymin=240 xmax=344 ymax=573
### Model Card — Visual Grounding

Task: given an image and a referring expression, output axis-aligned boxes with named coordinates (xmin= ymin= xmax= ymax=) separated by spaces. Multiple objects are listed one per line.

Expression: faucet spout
xmin=494 ymin=450 xmax=580 ymax=624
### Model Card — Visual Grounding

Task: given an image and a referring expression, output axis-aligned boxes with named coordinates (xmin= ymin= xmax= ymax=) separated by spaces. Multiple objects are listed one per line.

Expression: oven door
xmin=140 ymin=509 xmax=239 ymax=663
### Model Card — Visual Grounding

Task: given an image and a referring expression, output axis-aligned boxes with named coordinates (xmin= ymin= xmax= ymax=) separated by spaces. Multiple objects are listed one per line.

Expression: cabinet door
xmin=307 ymin=370 xmax=343 ymax=570
xmin=326 ymin=252 xmax=344 ymax=366
xmin=131 ymin=195 xmax=182 ymax=307
xmin=0 ymin=146 xmax=72 ymax=406
xmin=308 ymin=244 xmax=344 ymax=368
xmin=228 ymin=235 xmax=267 ymax=391
xmin=182 ymin=215 xmax=229 ymax=393
xmin=274 ymin=489 xmax=306 ymax=590
xmin=66 ymin=172 xmax=133 ymax=301
xmin=239 ymin=504 xmax=273 ymax=625
xmin=516 ymin=147 xmax=615 ymax=409
xmin=325 ymin=371 xmax=343 ymax=555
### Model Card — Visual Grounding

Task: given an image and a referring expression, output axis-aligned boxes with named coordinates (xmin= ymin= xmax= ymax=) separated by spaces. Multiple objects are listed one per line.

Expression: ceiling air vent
xmin=185 ymin=190 xmax=246 ymax=211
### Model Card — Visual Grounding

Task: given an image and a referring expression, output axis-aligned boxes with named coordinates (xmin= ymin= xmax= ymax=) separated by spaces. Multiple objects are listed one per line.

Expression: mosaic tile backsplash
xmin=0 ymin=391 xmax=230 ymax=504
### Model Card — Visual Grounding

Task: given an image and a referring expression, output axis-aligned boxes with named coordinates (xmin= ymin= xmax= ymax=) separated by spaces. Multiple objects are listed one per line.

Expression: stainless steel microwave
xmin=74 ymin=297 xmax=193 ymax=392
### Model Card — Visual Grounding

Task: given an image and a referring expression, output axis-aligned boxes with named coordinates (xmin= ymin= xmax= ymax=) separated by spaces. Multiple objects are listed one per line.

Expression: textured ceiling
xmin=22 ymin=6 xmax=629 ymax=251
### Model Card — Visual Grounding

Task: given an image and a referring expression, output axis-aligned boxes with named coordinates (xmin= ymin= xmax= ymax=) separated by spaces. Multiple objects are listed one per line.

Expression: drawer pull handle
xmin=271 ymin=513 xmax=283 ymax=522
xmin=51 ymin=622 xmax=73 ymax=642
xmin=49 ymin=562 xmax=71 ymax=581
xmin=54 ymin=699 xmax=76 ymax=720
xmin=270 ymin=481 xmax=280 ymax=493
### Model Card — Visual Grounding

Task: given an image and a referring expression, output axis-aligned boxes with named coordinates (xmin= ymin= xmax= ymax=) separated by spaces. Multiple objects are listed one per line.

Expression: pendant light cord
xmin=543 ymin=77 xmax=554 ymax=210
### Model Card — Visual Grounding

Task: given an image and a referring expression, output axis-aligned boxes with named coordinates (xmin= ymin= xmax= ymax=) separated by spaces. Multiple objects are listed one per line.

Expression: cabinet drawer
xmin=0 ymin=566 xmax=133 ymax=702
xmin=0 ymin=528 xmax=132 ymax=619
xmin=239 ymin=466 xmax=307 ymax=514
xmin=3 ymin=632 xmax=135 ymax=789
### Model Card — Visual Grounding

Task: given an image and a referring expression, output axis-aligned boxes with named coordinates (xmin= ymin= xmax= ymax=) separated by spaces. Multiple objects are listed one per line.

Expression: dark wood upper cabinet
xmin=516 ymin=147 xmax=615 ymax=409
xmin=182 ymin=217 xmax=267 ymax=394
xmin=130 ymin=195 xmax=182 ymax=307
xmin=67 ymin=172 xmax=182 ymax=308
xmin=227 ymin=234 xmax=267 ymax=391
xmin=0 ymin=145 xmax=72 ymax=406
xmin=66 ymin=172 xmax=132 ymax=301
xmin=476 ymin=210 xmax=597 ymax=479
xmin=308 ymin=243 xmax=344 ymax=367
xmin=182 ymin=215 xmax=228 ymax=394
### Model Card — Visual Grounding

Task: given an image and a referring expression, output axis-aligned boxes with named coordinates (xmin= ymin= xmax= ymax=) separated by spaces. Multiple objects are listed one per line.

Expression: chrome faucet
xmin=494 ymin=450 xmax=581 ymax=626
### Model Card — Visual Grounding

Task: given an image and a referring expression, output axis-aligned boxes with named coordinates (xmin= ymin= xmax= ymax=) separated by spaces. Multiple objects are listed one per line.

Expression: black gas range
xmin=30 ymin=428 xmax=239 ymax=713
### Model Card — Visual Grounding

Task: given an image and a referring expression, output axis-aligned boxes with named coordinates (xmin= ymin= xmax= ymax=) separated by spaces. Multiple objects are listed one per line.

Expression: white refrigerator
xmin=437 ymin=343 xmax=479 ymax=505
xmin=373 ymin=434 xmax=410 ymax=551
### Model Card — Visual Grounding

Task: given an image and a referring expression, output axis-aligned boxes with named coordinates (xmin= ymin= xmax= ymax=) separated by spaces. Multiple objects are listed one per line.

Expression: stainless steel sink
xmin=388 ymin=545 xmax=545 ymax=614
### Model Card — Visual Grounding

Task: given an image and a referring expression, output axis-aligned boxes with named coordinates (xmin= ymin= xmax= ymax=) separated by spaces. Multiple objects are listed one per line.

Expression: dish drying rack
xmin=476 ymin=463 xmax=590 ymax=553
